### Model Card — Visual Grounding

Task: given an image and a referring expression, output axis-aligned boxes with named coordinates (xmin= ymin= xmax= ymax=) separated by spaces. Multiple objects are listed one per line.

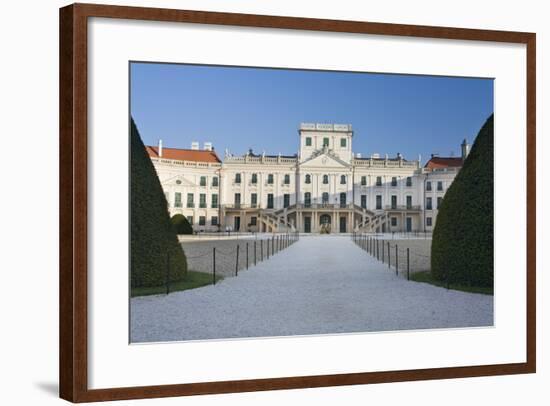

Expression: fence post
xmin=376 ymin=239 xmax=379 ymax=260
xmin=272 ymin=237 xmax=274 ymax=255
xmin=261 ymin=239 xmax=264 ymax=261
xmin=371 ymin=236 xmax=374 ymax=255
xmin=388 ymin=242 xmax=391 ymax=269
xmin=213 ymin=247 xmax=216 ymax=285
xmin=166 ymin=251 xmax=170 ymax=295
xmin=246 ymin=243 xmax=249 ymax=270
xmin=235 ymin=245 xmax=240 ymax=276
xmin=395 ymin=245 xmax=398 ymax=276
xmin=382 ymin=240 xmax=385 ymax=263
xmin=254 ymin=241 xmax=257 ymax=266
xmin=267 ymin=238 xmax=270 ymax=259
xmin=407 ymin=248 xmax=410 ymax=280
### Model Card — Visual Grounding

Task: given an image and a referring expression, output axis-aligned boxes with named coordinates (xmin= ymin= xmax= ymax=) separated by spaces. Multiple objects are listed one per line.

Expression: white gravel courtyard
xmin=130 ymin=235 xmax=493 ymax=343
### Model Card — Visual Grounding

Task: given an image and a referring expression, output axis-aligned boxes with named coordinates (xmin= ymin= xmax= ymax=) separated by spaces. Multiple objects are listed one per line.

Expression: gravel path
xmin=131 ymin=235 xmax=493 ymax=343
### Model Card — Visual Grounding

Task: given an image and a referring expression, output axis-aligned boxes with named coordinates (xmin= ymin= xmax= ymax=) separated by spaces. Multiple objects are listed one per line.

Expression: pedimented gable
xmin=300 ymin=151 xmax=350 ymax=169
xmin=163 ymin=175 xmax=197 ymax=187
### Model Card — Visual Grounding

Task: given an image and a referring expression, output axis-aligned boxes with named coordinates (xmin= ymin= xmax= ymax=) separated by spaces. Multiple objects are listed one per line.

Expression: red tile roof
xmin=424 ymin=157 xmax=463 ymax=169
xmin=146 ymin=146 xmax=221 ymax=163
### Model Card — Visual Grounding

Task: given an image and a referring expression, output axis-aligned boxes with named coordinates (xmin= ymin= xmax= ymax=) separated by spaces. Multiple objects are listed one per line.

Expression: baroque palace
xmin=147 ymin=123 xmax=470 ymax=234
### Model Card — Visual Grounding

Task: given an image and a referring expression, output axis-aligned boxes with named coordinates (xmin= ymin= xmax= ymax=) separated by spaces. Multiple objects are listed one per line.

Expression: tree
xmin=171 ymin=214 xmax=193 ymax=235
xmin=431 ymin=114 xmax=494 ymax=287
xmin=130 ymin=118 xmax=187 ymax=288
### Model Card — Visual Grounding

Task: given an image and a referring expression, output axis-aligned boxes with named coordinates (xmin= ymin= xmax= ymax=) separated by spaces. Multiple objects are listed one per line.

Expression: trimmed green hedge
xmin=171 ymin=214 xmax=193 ymax=235
xmin=130 ymin=118 xmax=188 ymax=288
xmin=431 ymin=115 xmax=494 ymax=287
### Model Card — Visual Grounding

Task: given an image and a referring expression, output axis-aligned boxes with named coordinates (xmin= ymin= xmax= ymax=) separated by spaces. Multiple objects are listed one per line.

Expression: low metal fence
xmin=162 ymin=232 xmax=300 ymax=294
xmin=351 ymin=232 xmax=435 ymax=283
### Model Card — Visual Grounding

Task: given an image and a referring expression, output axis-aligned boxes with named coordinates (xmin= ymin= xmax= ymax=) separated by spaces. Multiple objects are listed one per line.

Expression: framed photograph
xmin=59 ymin=3 xmax=536 ymax=402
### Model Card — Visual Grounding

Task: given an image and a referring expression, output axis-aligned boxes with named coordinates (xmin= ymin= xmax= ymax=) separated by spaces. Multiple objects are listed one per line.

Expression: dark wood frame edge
xmin=59 ymin=3 xmax=536 ymax=403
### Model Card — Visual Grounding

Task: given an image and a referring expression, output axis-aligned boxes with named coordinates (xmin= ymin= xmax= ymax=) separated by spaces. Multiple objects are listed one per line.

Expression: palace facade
xmin=147 ymin=123 xmax=469 ymax=234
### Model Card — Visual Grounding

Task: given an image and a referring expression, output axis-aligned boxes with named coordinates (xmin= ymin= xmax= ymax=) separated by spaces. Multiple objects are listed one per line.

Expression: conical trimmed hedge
xmin=130 ymin=118 xmax=187 ymax=288
xmin=431 ymin=114 xmax=494 ymax=287
xmin=171 ymin=214 xmax=194 ymax=235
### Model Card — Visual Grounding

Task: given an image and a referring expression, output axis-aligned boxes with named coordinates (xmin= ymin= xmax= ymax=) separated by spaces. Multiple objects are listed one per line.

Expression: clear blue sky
xmin=130 ymin=62 xmax=493 ymax=164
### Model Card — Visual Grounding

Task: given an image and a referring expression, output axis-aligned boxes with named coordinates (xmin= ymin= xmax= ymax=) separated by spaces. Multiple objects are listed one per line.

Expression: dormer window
xmin=176 ymin=180 xmax=182 ymax=185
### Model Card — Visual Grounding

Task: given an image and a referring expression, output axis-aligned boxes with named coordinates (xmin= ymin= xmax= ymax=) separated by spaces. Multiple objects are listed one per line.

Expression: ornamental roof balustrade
xmin=299 ymin=123 xmax=353 ymax=132
xmin=151 ymin=157 xmax=221 ymax=168
xmin=224 ymin=154 xmax=298 ymax=164
xmin=353 ymin=158 xmax=419 ymax=168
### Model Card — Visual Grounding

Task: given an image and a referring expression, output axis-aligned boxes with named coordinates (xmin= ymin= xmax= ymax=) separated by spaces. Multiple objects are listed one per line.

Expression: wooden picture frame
xmin=59 ymin=3 xmax=536 ymax=402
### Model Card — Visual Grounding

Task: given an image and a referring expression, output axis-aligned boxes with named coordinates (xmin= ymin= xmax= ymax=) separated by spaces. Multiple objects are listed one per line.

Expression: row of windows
xmin=233 ymin=174 xmax=419 ymax=187
xmin=360 ymin=176 xmax=413 ymax=187
xmin=171 ymin=193 xmax=218 ymax=208
xmin=304 ymin=137 xmax=347 ymax=148
xmin=426 ymin=181 xmax=445 ymax=191
xmin=234 ymin=193 xmax=291 ymax=209
xmin=359 ymin=195 xmax=415 ymax=210
xmin=388 ymin=216 xmax=433 ymax=227
xmin=186 ymin=215 xmax=219 ymax=227
xmin=189 ymin=175 xmax=442 ymax=190
xmin=304 ymin=174 xmax=349 ymax=185
xmin=425 ymin=197 xmax=443 ymax=210
xmin=176 ymin=176 xmax=219 ymax=187
xmin=235 ymin=173 xmax=292 ymax=185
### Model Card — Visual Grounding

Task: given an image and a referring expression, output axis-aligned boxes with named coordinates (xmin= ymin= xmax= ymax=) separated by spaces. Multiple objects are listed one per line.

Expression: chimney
xmin=461 ymin=138 xmax=471 ymax=160
xmin=191 ymin=141 xmax=199 ymax=150
xmin=203 ymin=142 xmax=212 ymax=151
xmin=158 ymin=139 xmax=163 ymax=157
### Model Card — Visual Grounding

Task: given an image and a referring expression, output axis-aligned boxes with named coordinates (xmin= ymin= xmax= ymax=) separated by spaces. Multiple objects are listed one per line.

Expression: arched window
xmin=323 ymin=174 xmax=329 ymax=184
xmin=340 ymin=175 xmax=346 ymax=184
xmin=305 ymin=174 xmax=311 ymax=184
